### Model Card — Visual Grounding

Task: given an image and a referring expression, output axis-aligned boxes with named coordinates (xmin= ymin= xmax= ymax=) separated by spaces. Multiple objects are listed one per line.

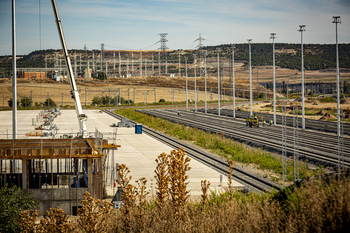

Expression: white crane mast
xmin=51 ymin=0 xmax=88 ymax=137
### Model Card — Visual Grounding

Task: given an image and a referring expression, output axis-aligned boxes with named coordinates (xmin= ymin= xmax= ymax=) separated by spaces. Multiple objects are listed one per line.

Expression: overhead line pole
xmin=232 ymin=44 xmax=235 ymax=119
xmin=333 ymin=16 xmax=342 ymax=171
xmin=299 ymin=25 xmax=306 ymax=130
xmin=185 ymin=57 xmax=188 ymax=111
xmin=270 ymin=33 xmax=277 ymax=126
xmin=248 ymin=39 xmax=253 ymax=116
xmin=204 ymin=51 xmax=207 ymax=114
xmin=194 ymin=54 xmax=197 ymax=112
xmin=217 ymin=48 xmax=220 ymax=116
xmin=12 ymin=0 xmax=17 ymax=139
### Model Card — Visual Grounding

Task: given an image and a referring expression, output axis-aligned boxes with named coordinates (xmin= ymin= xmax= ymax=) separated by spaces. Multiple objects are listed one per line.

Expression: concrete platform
xmin=0 ymin=109 xmax=244 ymax=198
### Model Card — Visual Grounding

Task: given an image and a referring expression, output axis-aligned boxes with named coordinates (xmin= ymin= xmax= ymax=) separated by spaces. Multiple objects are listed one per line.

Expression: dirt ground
xmin=0 ymin=79 xmax=223 ymax=107
xmin=238 ymin=98 xmax=350 ymax=121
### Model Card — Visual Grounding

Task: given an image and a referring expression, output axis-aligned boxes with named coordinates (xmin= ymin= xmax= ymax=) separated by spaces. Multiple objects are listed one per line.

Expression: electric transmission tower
xmin=101 ymin=43 xmax=105 ymax=73
xmin=158 ymin=33 xmax=168 ymax=75
xmin=194 ymin=34 xmax=206 ymax=79
xmin=194 ymin=34 xmax=206 ymax=49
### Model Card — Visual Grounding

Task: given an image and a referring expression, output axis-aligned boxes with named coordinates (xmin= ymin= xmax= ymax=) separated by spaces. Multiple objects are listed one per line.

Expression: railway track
xmin=137 ymin=109 xmax=350 ymax=168
xmin=103 ymin=109 xmax=283 ymax=193
xmin=199 ymin=106 xmax=350 ymax=136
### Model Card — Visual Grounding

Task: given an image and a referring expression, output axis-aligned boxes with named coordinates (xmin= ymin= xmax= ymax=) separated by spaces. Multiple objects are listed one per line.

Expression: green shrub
xmin=0 ymin=184 xmax=39 ymax=233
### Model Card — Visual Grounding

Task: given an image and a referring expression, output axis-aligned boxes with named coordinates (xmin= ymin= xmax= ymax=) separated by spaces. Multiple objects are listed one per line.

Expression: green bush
xmin=20 ymin=96 xmax=32 ymax=108
xmin=92 ymin=96 xmax=102 ymax=105
xmin=7 ymin=98 xmax=20 ymax=108
xmin=0 ymin=184 xmax=39 ymax=233
xmin=320 ymin=96 xmax=337 ymax=103
xmin=98 ymin=72 xmax=107 ymax=80
xmin=43 ymin=98 xmax=56 ymax=108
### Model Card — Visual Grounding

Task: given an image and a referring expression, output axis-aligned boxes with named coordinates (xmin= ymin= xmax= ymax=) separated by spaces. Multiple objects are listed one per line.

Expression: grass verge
xmin=115 ymin=108 xmax=324 ymax=182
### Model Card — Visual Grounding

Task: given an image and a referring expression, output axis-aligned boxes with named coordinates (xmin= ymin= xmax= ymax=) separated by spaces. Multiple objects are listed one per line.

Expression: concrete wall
xmin=29 ymin=188 xmax=91 ymax=215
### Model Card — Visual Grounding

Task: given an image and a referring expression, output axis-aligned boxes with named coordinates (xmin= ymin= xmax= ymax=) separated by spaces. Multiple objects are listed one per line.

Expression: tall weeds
xmin=77 ymin=192 xmax=114 ymax=233
xmin=168 ymin=148 xmax=191 ymax=213
xmin=154 ymin=152 xmax=170 ymax=207
xmin=227 ymin=160 xmax=234 ymax=199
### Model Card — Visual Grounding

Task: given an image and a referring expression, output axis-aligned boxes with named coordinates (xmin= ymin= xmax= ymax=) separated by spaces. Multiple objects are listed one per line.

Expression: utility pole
xmin=101 ymin=43 xmax=104 ymax=73
xmin=185 ymin=57 xmax=188 ymax=111
xmin=217 ymin=48 xmax=220 ymax=116
xmin=232 ymin=44 xmax=235 ymax=118
xmin=140 ymin=50 xmax=142 ymax=77
xmin=204 ymin=51 xmax=207 ymax=114
xmin=45 ymin=54 xmax=47 ymax=79
xmin=270 ymin=33 xmax=277 ymax=126
xmin=248 ymin=39 xmax=253 ymax=116
xmin=12 ymin=0 xmax=17 ymax=139
xmin=152 ymin=54 xmax=154 ymax=75
xmin=158 ymin=51 xmax=161 ymax=76
xmin=118 ymin=51 xmax=121 ymax=77
xmin=299 ymin=25 xmax=306 ymax=130
xmin=333 ymin=16 xmax=342 ymax=171
xmin=113 ymin=52 xmax=115 ymax=76
xmin=132 ymin=52 xmax=134 ymax=77
xmin=178 ymin=54 xmax=181 ymax=76
xmin=92 ymin=51 xmax=95 ymax=72
xmin=194 ymin=54 xmax=197 ymax=112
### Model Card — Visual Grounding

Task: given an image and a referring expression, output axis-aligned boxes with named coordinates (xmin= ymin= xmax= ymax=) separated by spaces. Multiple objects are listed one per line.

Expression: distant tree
xmin=7 ymin=98 xmax=20 ymax=108
xmin=98 ymin=72 xmax=107 ymax=80
xmin=43 ymin=98 xmax=56 ymax=108
xmin=92 ymin=96 xmax=102 ymax=105
xmin=20 ymin=96 xmax=32 ymax=108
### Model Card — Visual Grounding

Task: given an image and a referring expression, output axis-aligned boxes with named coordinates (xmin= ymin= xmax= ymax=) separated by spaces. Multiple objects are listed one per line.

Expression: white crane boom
xmin=51 ymin=0 xmax=88 ymax=137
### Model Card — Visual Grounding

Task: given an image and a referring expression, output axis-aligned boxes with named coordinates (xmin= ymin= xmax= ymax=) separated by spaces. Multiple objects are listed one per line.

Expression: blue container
xmin=135 ymin=124 xmax=142 ymax=134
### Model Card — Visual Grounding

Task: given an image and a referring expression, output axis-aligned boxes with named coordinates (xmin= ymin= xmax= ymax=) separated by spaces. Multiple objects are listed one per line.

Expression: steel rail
xmin=138 ymin=109 xmax=350 ymax=167
xmin=204 ymin=108 xmax=350 ymax=136
xmin=167 ymin=109 xmax=350 ymax=155
xmin=102 ymin=110 xmax=283 ymax=193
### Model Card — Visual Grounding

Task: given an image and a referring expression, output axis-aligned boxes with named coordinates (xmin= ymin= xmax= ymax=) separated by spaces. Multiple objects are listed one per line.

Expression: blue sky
xmin=0 ymin=0 xmax=349 ymax=55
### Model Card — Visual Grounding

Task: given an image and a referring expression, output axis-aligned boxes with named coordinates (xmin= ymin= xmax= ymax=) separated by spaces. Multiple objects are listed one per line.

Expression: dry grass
xmin=18 ymin=149 xmax=350 ymax=232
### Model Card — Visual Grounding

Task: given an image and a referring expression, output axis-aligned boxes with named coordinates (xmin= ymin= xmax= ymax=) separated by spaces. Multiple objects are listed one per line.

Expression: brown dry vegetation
xmin=19 ymin=149 xmax=350 ymax=232
xmin=0 ymin=76 xmax=268 ymax=106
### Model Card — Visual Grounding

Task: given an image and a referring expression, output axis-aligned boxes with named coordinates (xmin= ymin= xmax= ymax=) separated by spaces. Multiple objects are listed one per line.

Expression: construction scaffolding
xmin=0 ymin=131 xmax=120 ymax=215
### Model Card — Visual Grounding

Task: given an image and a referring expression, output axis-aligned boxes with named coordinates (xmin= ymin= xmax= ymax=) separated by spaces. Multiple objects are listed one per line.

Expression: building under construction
xmin=0 ymin=130 xmax=119 ymax=215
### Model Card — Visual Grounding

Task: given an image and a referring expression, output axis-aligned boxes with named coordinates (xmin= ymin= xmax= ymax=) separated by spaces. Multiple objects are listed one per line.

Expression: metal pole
xmin=232 ymin=45 xmax=235 ymax=118
xmin=185 ymin=57 xmax=188 ymax=111
xmin=12 ymin=0 xmax=17 ymax=139
xmin=61 ymin=93 xmax=63 ymax=106
xmin=158 ymin=51 xmax=160 ymax=76
xmin=172 ymin=88 xmax=174 ymax=104
xmin=293 ymin=106 xmax=299 ymax=181
xmin=85 ymin=87 xmax=87 ymax=106
xmin=30 ymin=91 xmax=33 ymax=108
xmin=204 ymin=51 xmax=207 ymax=114
xmin=217 ymin=48 xmax=220 ymax=116
xmin=270 ymin=33 xmax=277 ymax=126
xmin=248 ymin=39 xmax=253 ymax=116
xmin=133 ymin=88 xmax=135 ymax=103
xmin=154 ymin=88 xmax=156 ymax=103
xmin=128 ymin=88 xmax=130 ymax=104
xmin=194 ymin=54 xmax=197 ymax=112
xmin=333 ymin=16 xmax=341 ymax=170
xmin=299 ymin=25 xmax=306 ymax=129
